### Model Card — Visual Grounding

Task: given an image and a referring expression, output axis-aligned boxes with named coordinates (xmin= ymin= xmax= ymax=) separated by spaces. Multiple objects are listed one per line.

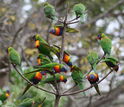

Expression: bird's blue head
xmin=60 ymin=67 xmax=67 ymax=73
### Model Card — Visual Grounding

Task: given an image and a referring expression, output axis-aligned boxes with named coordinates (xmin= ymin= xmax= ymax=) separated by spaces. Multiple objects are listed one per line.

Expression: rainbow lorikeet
xmin=41 ymin=74 xmax=67 ymax=84
xmin=87 ymin=51 xmax=99 ymax=72
xmin=102 ymin=56 xmax=119 ymax=72
xmin=73 ymin=3 xmax=86 ymax=18
xmin=0 ymin=89 xmax=10 ymax=103
xmin=8 ymin=47 xmax=21 ymax=66
xmin=25 ymin=63 xmax=68 ymax=75
xmin=43 ymin=2 xmax=57 ymax=20
xmin=51 ymin=45 xmax=73 ymax=68
xmin=33 ymin=34 xmax=53 ymax=61
xmin=71 ymin=65 xmax=84 ymax=90
xmin=22 ymin=71 xmax=43 ymax=95
xmin=49 ymin=26 xmax=64 ymax=36
xmin=8 ymin=47 xmax=22 ymax=71
xmin=87 ymin=72 xmax=101 ymax=95
xmin=37 ymin=54 xmax=51 ymax=65
xmin=97 ymin=33 xmax=112 ymax=56
xmin=35 ymin=63 xmax=67 ymax=73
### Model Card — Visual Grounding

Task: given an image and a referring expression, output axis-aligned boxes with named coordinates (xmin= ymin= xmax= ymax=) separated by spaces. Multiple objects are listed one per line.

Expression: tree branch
xmin=12 ymin=64 xmax=56 ymax=95
xmin=61 ymin=70 xmax=113 ymax=96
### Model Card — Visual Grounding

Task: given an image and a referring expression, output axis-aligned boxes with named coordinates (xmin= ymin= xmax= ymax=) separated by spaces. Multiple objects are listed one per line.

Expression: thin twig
xmin=48 ymin=84 xmax=56 ymax=92
xmin=67 ymin=20 xmax=79 ymax=25
xmin=63 ymin=84 xmax=77 ymax=94
xmin=41 ymin=97 xmax=46 ymax=105
xmin=67 ymin=16 xmax=80 ymax=23
xmin=12 ymin=64 xmax=56 ymax=95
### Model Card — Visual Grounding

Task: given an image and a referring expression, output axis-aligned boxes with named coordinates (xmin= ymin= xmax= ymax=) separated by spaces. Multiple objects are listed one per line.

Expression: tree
xmin=0 ymin=1 xmax=123 ymax=107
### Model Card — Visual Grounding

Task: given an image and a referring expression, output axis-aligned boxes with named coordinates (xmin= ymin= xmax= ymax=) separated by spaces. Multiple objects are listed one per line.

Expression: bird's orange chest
xmin=35 ymin=40 xmax=40 ymax=48
xmin=34 ymin=72 xmax=42 ymax=80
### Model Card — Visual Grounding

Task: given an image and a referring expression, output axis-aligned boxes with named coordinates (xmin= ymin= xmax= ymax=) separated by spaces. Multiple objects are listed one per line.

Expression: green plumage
xmin=35 ymin=63 xmax=63 ymax=69
xmin=8 ymin=47 xmax=21 ymax=66
xmin=43 ymin=2 xmax=56 ymax=20
xmin=41 ymin=74 xmax=67 ymax=84
xmin=25 ymin=63 xmax=63 ymax=74
xmin=22 ymin=67 xmax=42 ymax=95
xmin=0 ymin=89 xmax=10 ymax=103
xmin=73 ymin=3 xmax=86 ymax=18
xmin=51 ymin=45 xmax=69 ymax=58
xmin=37 ymin=54 xmax=51 ymax=65
xmin=99 ymin=33 xmax=112 ymax=56
xmin=71 ymin=66 xmax=84 ymax=89
xmin=34 ymin=34 xmax=53 ymax=61
xmin=87 ymin=51 xmax=99 ymax=72
xmin=35 ymin=34 xmax=48 ymax=44
xmin=102 ymin=56 xmax=119 ymax=71
xmin=18 ymin=98 xmax=34 ymax=107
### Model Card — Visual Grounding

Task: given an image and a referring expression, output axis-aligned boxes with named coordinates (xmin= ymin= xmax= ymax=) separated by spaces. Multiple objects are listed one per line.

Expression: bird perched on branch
xmin=102 ymin=56 xmax=119 ymax=72
xmin=97 ymin=33 xmax=112 ymax=57
xmin=87 ymin=51 xmax=99 ymax=72
xmin=43 ymin=2 xmax=57 ymax=20
xmin=37 ymin=54 xmax=51 ymax=65
xmin=36 ymin=63 xmax=67 ymax=73
xmin=8 ymin=47 xmax=22 ymax=71
xmin=73 ymin=3 xmax=86 ymax=18
xmin=25 ymin=63 xmax=67 ymax=75
xmin=33 ymin=34 xmax=53 ymax=61
xmin=41 ymin=74 xmax=67 ymax=84
xmin=71 ymin=65 xmax=84 ymax=90
xmin=87 ymin=72 xmax=101 ymax=95
xmin=49 ymin=26 xmax=64 ymax=36
xmin=0 ymin=89 xmax=10 ymax=103
xmin=22 ymin=71 xmax=43 ymax=95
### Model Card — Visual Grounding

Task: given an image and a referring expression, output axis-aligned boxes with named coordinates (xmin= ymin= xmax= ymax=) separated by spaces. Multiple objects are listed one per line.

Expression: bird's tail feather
xmin=94 ymin=83 xmax=101 ymax=95
xmin=22 ymin=84 xmax=31 ymax=96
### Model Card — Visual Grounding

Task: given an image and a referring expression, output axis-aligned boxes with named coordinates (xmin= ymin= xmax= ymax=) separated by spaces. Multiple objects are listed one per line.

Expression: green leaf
xmin=66 ymin=27 xmax=79 ymax=33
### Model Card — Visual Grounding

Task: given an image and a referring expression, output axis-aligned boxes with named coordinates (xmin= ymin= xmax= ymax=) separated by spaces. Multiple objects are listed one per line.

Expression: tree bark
xmin=54 ymin=95 xmax=61 ymax=107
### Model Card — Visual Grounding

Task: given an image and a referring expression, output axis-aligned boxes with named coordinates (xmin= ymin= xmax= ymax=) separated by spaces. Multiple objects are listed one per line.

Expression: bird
xmin=49 ymin=26 xmax=64 ymax=36
xmin=22 ymin=71 xmax=43 ymax=95
xmin=87 ymin=51 xmax=99 ymax=72
xmin=73 ymin=3 xmax=86 ymax=18
xmin=102 ymin=56 xmax=119 ymax=72
xmin=25 ymin=63 xmax=68 ymax=75
xmin=8 ymin=47 xmax=22 ymax=71
xmin=37 ymin=54 xmax=51 ymax=65
xmin=43 ymin=2 xmax=57 ymax=20
xmin=97 ymin=33 xmax=112 ymax=57
xmin=71 ymin=65 xmax=84 ymax=90
xmin=87 ymin=72 xmax=101 ymax=95
xmin=33 ymin=34 xmax=53 ymax=61
xmin=41 ymin=74 xmax=67 ymax=84
xmin=0 ymin=89 xmax=10 ymax=103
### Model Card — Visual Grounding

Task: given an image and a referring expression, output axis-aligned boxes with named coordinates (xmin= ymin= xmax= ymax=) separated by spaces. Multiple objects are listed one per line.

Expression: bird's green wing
xmin=9 ymin=48 xmax=21 ymax=66
xmin=100 ymin=37 xmax=112 ymax=55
